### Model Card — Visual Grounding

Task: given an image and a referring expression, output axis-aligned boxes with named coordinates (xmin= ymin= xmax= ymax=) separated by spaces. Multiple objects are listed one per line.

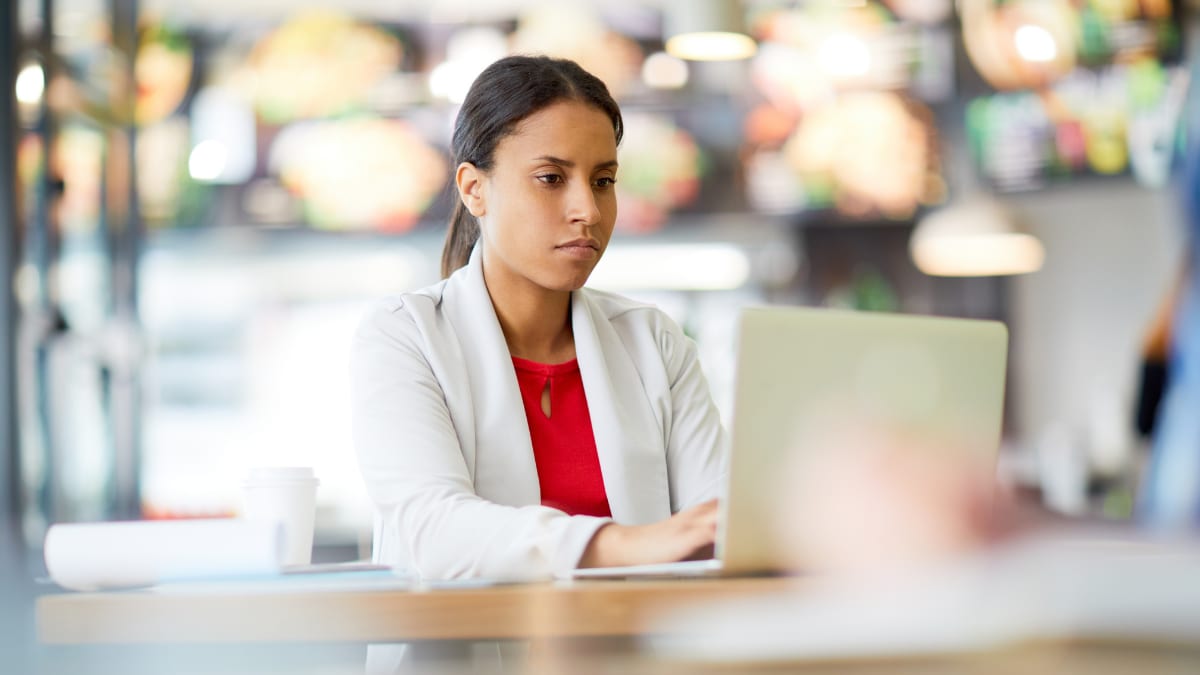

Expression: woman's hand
xmin=578 ymin=499 xmax=718 ymax=568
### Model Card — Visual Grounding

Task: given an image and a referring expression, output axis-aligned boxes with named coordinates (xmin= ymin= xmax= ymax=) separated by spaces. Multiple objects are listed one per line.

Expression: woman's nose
xmin=567 ymin=182 xmax=601 ymax=226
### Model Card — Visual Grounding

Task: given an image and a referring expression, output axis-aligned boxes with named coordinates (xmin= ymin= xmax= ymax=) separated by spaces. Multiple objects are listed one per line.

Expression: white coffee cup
xmin=240 ymin=467 xmax=320 ymax=567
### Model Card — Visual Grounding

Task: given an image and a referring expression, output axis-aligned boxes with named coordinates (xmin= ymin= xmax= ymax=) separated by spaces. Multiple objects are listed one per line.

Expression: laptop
xmin=569 ymin=306 xmax=1009 ymax=579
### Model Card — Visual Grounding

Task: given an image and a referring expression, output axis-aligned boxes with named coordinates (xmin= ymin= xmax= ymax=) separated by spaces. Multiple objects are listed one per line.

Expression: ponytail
xmin=440 ymin=200 xmax=479 ymax=279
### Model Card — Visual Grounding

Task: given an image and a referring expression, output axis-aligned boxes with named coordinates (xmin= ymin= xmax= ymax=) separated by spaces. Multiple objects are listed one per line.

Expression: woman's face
xmin=461 ymin=99 xmax=619 ymax=296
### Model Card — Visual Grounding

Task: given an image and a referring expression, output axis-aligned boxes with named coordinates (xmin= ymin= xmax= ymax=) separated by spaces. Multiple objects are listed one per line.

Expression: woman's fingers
xmin=662 ymin=499 xmax=719 ymax=560
xmin=579 ymin=500 xmax=722 ymax=568
xmin=682 ymin=542 xmax=716 ymax=562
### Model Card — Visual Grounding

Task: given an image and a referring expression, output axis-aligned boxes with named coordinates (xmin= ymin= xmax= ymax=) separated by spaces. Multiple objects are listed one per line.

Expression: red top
xmin=511 ymin=356 xmax=612 ymax=518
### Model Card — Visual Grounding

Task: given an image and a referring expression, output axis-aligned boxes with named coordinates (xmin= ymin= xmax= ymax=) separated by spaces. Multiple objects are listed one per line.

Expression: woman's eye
xmin=594 ymin=177 xmax=617 ymax=188
xmin=537 ymin=174 xmax=563 ymax=185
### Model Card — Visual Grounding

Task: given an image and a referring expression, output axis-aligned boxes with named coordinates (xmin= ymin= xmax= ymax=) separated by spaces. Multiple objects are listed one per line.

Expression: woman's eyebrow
xmin=532 ymin=156 xmax=619 ymax=171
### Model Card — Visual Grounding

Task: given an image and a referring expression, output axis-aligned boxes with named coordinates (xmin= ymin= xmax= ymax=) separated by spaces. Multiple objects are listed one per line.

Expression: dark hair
xmin=440 ymin=55 xmax=624 ymax=278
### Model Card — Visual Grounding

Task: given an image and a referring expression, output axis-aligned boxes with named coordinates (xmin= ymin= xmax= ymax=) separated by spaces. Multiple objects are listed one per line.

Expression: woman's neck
xmin=483 ymin=261 xmax=575 ymax=364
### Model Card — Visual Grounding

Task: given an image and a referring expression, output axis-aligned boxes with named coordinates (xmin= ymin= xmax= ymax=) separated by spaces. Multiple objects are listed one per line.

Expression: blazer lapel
xmin=442 ymin=245 xmax=541 ymax=507
xmin=572 ymin=291 xmax=671 ymax=525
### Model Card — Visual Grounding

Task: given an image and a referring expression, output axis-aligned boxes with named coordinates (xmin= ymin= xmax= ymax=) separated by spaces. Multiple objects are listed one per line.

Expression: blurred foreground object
xmin=659 ymin=418 xmax=1200 ymax=662
xmin=647 ymin=532 xmax=1200 ymax=662
xmin=774 ymin=422 xmax=1015 ymax=576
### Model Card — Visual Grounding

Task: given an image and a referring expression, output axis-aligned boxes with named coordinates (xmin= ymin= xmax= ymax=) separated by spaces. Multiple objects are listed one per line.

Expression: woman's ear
xmin=456 ymin=162 xmax=487 ymax=218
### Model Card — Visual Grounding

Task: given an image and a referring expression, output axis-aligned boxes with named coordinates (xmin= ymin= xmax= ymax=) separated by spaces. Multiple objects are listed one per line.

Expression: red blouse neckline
xmin=510 ymin=355 xmax=580 ymax=376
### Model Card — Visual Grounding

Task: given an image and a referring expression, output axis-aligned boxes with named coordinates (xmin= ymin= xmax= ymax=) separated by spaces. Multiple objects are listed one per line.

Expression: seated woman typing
xmin=351 ymin=55 xmax=727 ymax=580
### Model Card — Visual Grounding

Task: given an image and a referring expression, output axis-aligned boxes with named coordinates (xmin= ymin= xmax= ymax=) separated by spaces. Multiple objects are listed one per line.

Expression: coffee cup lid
xmin=243 ymin=466 xmax=319 ymax=486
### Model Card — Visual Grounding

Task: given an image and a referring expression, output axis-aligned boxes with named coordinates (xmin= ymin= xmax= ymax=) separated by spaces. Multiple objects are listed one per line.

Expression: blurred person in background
xmin=351 ymin=55 xmax=725 ymax=581
xmin=1134 ymin=266 xmax=1182 ymax=441
xmin=1139 ymin=62 xmax=1200 ymax=530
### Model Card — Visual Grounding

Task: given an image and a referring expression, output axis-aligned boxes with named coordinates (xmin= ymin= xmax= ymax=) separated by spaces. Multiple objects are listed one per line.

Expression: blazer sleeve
xmin=655 ymin=312 xmax=730 ymax=511
xmin=351 ymin=301 xmax=610 ymax=580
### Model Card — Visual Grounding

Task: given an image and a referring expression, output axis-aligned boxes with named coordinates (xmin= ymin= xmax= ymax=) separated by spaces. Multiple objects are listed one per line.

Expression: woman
xmin=352 ymin=55 xmax=727 ymax=580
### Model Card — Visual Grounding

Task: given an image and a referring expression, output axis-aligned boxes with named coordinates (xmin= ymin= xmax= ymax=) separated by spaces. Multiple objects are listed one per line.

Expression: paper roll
xmin=44 ymin=519 xmax=284 ymax=591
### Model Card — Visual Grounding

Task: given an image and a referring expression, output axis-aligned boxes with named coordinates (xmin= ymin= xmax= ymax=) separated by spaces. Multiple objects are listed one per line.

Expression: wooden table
xmin=37 ymin=576 xmax=794 ymax=645
xmin=35 ymin=575 xmax=1200 ymax=675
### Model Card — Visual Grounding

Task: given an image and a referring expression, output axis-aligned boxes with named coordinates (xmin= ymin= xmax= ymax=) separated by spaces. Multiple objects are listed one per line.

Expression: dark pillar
xmin=108 ymin=0 xmax=142 ymax=519
xmin=1 ymin=0 xmax=21 ymax=520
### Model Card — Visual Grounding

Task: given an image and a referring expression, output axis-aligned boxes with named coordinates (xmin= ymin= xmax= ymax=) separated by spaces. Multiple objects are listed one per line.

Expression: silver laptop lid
xmin=718 ymin=307 xmax=1009 ymax=573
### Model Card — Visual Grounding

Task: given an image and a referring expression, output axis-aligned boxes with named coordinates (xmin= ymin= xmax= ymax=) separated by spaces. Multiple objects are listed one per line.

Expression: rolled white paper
xmin=44 ymin=519 xmax=284 ymax=591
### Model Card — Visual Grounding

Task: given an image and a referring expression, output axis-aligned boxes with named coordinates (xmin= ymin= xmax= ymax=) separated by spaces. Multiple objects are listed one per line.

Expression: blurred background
xmin=0 ymin=0 xmax=1196 ymax=568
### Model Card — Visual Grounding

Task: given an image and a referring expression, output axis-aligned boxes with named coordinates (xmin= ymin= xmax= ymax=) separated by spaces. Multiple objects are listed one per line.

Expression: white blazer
xmin=351 ymin=245 xmax=727 ymax=580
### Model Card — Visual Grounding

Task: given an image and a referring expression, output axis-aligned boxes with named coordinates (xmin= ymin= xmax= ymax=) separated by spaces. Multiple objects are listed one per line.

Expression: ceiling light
xmin=664 ymin=0 xmax=757 ymax=61
xmin=910 ymin=198 xmax=1045 ymax=276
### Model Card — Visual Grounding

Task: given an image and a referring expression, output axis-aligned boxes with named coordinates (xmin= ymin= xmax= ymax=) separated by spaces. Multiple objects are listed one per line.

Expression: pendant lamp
xmin=910 ymin=197 xmax=1045 ymax=277
xmin=664 ymin=0 xmax=757 ymax=61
